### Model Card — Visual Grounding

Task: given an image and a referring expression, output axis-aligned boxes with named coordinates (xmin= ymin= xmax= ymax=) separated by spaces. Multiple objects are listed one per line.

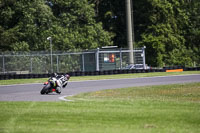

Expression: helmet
xmin=65 ymin=74 xmax=70 ymax=80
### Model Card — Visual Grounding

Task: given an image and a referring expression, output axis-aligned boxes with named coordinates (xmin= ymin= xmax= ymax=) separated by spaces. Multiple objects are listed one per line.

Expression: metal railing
xmin=0 ymin=47 xmax=146 ymax=74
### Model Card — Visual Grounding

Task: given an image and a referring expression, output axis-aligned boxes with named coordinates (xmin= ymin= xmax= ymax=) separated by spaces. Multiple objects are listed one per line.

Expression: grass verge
xmin=0 ymin=71 xmax=200 ymax=85
xmin=0 ymin=82 xmax=200 ymax=133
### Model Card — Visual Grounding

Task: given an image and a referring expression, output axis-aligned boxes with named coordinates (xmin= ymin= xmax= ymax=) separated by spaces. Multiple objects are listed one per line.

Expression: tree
xmin=0 ymin=0 xmax=113 ymax=51
xmin=0 ymin=0 xmax=54 ymax=51
xmin=92 ymin=0 xmax=200 ymax=67
xmin=184 ymin=0 xmax=200 ymax=66
xmin=90 ymin=0 xmax=126 ymax=47
xmin=1 ymin=0 xmax=200 ymax=67
xmin=137 ymin=0 xmax=193 ymax=67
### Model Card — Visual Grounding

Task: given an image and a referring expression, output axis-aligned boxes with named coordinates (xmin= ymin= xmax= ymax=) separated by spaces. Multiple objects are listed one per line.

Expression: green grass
xmin=0 ymin=78 xmax=47 ymax=85
xmin=0 ymin=71 xmax=200 ymax=85
xmin=0 ymin=82 xmax=200 ymax=133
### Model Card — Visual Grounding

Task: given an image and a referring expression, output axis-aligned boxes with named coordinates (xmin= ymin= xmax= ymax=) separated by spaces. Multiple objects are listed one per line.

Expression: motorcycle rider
xmin=53 ymin=73 xmax=70 ymax=93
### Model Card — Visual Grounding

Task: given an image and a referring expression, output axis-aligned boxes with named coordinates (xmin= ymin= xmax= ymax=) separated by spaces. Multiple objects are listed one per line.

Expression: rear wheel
xmin=40 ymin=83 xmax=51 ymax=95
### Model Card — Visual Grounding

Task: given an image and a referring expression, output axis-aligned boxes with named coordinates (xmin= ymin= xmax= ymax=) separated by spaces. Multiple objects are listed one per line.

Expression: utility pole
xmin=126 ymin=0 xmax=134 ymax=64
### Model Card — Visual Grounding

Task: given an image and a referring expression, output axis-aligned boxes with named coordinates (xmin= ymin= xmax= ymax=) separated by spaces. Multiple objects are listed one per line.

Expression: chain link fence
xmin=0 ymin=47 xmax=146 ymax=74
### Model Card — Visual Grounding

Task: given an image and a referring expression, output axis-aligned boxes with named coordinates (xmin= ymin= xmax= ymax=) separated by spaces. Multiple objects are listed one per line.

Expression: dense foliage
xmin=0 ymin=0 xmax=200 ymax=67
xmin=137 ymin=0 xmax=200 ymax=67
xmin=0 ymin=0 xmax=112 ymax=51
xmin=93 ymin=0 xmax=200 ymax=67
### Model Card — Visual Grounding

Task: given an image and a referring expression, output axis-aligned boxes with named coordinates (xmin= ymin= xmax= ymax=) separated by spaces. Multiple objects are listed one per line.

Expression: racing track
xmin=0 ymin=74 xmax=200 ymax=101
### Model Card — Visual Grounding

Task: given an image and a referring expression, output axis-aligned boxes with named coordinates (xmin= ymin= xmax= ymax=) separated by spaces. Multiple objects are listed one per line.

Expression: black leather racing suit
xmin=55 ymin=74 xmax=68 ymax=93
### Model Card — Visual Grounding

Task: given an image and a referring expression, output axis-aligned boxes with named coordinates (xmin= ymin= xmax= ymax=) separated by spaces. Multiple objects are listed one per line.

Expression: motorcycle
xmin=40 ymin=74 xmax=69 ymax=95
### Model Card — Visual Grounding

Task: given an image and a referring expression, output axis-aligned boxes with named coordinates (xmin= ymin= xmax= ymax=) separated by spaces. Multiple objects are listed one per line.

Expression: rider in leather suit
xmin=53 ymin=73 xmax=70 ymax=93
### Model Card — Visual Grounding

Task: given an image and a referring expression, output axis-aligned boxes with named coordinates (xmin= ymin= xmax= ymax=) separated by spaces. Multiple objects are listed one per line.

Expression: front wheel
xmin=56 ymin=90 xmax=61 ymax=94
xmin=56 ymin=88 xmax=61 ymax=94
xmin=40 ymin=83 xmax=51 ymax=95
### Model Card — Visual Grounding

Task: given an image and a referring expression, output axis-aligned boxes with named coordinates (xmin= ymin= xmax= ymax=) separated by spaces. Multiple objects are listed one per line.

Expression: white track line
xmin=59 ymin=95 xmax=74 ymax=102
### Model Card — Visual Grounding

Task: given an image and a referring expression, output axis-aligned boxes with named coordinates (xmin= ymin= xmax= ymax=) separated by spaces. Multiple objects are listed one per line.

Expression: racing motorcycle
xmin=40 ymin=74 xmax=70 ymax=95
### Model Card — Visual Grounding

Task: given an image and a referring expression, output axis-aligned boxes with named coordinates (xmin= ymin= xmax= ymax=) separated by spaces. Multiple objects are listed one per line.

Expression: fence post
xmin=82 ymin=53 xmax=85 ymax=72
xmin=2 ymin=55 xmax=5 ymax=73
xmin=120 ymin=48 xmax=122 ymax=69
xmin=96 ymin=48 xmax=100 ymax=71
xmin=30 ymin=56 xmax=33 ymax=73
xmin=142 ymin=46 xmax=146 ymax=69
xmin=57 ymin=55 xmax=59 ymax=73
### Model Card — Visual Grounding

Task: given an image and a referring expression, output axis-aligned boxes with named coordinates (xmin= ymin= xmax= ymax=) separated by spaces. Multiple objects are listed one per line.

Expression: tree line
xmin=0 ymin=0 xmax=200 ymax=67
xmin=0 ymin=0 xmax=113 ymax=51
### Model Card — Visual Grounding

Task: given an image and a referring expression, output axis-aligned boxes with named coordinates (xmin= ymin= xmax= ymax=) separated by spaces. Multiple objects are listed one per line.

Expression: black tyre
xmin=40 ymin=83 xmax=51 ymax=95
xmin=56 ymin=90 xmax=61 ymax=94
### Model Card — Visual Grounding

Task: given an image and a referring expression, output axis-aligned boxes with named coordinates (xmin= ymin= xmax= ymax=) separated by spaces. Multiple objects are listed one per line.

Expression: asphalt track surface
xmin=0 ymin=74 xmax=200 ymax=102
